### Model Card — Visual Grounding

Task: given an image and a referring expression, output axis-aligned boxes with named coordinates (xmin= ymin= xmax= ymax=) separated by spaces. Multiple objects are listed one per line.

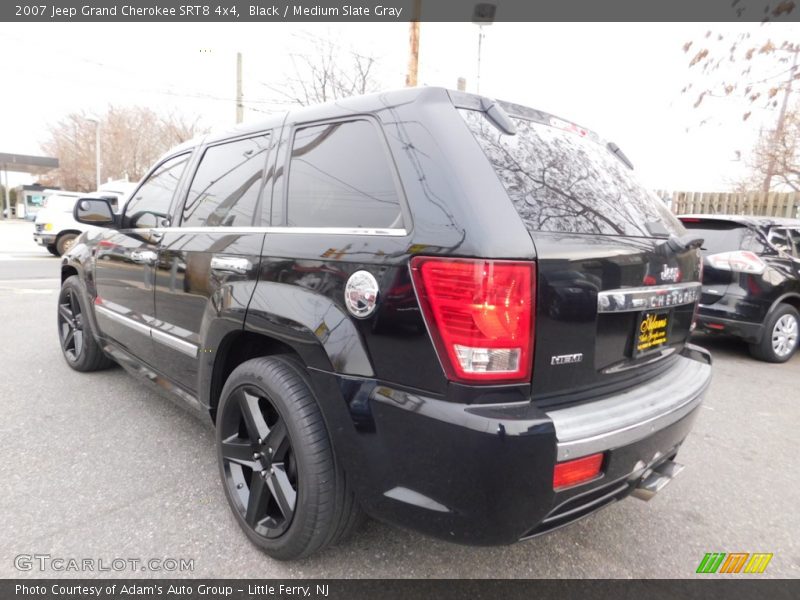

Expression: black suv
xmin=679 ymin=215 xmax=800 ymax=362
xmin=59 ymin=87 xmax=711 ymax=560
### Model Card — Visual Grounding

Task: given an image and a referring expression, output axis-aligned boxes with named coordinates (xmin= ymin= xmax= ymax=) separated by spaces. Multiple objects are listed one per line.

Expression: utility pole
xmin=405 ymin=0 xmax=422 ymax=87
xmin=86 ymin=117 xmax=101 ymax=189
xmin=472 ymin=3 xmax=496 ymax=95
xmin=2 ymin=166 xmax=9 ymax=220
xmin=762 ymin=48 xmax=799 ymax=193
xmin=236 ymin=52 xmax=244 ymax=124
xmin=476 ymin=25 xmax=485 ymax=94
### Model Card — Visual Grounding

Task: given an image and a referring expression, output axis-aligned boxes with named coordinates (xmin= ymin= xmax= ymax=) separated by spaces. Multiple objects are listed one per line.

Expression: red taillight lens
xmin=553 ymin=453 xmax=604 ymax=489
xmin=410 ymin=257 xmax=535 ymax=384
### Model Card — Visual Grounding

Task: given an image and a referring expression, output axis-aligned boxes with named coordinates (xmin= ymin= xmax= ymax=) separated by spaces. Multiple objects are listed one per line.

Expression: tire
xmin=749 ymin=304 xmax=799 ymax=363
xmin=46 ymin=244 xmax=59 ymax=257
xmin=55 ymin=233 xmax=78 ymax=256
xmin=57 ymin=276 xmax=115 ymax=372
xmin=216 ymin=355 xmax=361 ymax=560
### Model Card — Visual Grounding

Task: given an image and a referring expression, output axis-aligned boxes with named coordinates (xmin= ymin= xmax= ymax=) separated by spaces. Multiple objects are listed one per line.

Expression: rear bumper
xmin=695 ymin=312 xmax=765 ymax=343
xmin=309 ymin=345 xmax=712 ymax=546
xmin=695 ymin=291 xmax=770 ymax=343
xmin=546 ymin=344 xmax=711 ymax=461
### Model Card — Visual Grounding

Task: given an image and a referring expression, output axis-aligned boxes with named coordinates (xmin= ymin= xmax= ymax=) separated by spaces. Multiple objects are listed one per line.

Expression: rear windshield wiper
xmin=607 ymin=142 xmax=634 ymax=170
xmin=655 ymin=234 xmax=705 ymax=256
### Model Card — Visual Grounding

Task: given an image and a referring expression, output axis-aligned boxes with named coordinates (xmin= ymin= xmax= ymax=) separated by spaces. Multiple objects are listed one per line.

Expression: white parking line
xmin=0 ymin=278 xmax=60 ymax=284
xmin=0 ymin=254 xmax=53 ymax=260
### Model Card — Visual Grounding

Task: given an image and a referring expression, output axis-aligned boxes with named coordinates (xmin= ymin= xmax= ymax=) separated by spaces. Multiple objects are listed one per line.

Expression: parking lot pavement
xmin=0 ymin=268 xmax=798 ymax=578
xmin=0 ymin=219 xmax=56 ymax=281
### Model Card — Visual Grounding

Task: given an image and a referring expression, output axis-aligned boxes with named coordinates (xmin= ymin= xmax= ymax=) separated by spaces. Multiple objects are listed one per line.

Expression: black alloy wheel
xmin=58 ymin=287 xmax=84 ymax=362
xmin=57 ymin=276 xmax=114 ymax=371
xmin=219 ymin=385 xmax=298 ymax=539
xmin=216 ymin=356 xmax=361 ymax=560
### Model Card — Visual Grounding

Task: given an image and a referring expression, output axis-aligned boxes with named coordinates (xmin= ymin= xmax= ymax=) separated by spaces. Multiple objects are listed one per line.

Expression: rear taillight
xmin=409 ymin=257 xmax=535 ymax=384
xmin=691 ymin=251 xmax=703 ymax=332
xmin=553 ymin=453 xmax=604 ymax=489
xmin=706 ymin=251 xmax=766 ymax=274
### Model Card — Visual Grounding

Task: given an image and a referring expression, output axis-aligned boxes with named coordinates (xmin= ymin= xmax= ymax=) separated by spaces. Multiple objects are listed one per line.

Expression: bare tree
xmin=40 ymin=106 xmax=207 ymax=192
xmin=681 ymin=18 xmax=799 ymax=191
xmin=262 ymin=35 xmax=380 ymax=106
xmin=739 ymin=103 xmax=800 ymax=192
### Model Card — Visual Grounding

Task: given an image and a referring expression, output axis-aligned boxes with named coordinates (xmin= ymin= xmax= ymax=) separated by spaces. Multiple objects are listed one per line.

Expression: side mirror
xmin=74 ymin=198 xmax=116 ymax=227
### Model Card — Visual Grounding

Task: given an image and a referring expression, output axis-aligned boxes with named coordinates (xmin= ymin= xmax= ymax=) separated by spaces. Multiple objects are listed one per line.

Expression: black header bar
xmin=3 ymin=0 xmax=799 ymax=22
xmin=2 ymin=579 xmax=798 ymax=600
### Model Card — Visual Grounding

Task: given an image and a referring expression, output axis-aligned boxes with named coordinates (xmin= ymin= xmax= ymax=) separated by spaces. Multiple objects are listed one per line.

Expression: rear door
xmin=458 ymin=107 xmax=702 ymax=406
xmin=151 ymin=132 xmax=273 ymax=393
xmin=94 ymin=154 xmax=190 ymax=361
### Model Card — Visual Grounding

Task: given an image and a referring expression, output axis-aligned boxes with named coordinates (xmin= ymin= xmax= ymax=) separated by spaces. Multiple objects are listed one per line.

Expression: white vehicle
xmin=33 ymin=181 xmax=136 ymax=256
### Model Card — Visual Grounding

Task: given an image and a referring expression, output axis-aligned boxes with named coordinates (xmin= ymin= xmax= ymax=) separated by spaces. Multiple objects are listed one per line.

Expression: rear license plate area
xmin=633 ymin=311 xmax=671 ymax=356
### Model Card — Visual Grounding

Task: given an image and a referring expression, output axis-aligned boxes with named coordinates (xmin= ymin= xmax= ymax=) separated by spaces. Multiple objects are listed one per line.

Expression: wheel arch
xmin=206 ymin=330 xmax=303 ymax=423
xmin=61 ymin=264 xmax=79 ymax=283
xmin=769 ymin=292 xmax=800 ymax=315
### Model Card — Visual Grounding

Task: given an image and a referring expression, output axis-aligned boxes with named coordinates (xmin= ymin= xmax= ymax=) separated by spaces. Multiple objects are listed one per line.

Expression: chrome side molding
xmin=137 ymin=226 xmax=408 ymax=237
xmin=95 ymin=304 xmax=198 ymax=359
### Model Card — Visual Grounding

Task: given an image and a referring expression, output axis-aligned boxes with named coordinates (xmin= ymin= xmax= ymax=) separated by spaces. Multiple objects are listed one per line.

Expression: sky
xmin=1 ymin=21 xmax=798 ymax=191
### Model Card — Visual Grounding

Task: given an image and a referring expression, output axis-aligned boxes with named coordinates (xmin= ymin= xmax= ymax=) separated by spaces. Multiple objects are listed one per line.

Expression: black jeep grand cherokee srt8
xmin=59 ymin=87 xmax=711 ymax=560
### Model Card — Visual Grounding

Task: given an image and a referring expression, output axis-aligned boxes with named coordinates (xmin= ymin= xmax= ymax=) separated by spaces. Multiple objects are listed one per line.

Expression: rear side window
xmin=124 ymin=154 xmax=189 ymax=229
xmin=182 ymin=134 xmax=270 ymax=227
xmin=285 ymin=120 xmax=403 ymax=229
xmin=789 ymin=229 xmax=800 ymax=258
xmin=458 ymin=108 xmax=683 ymax=238
xmin=682 ymin=221 xmax=764 ymax=254
xmin=768 ymin=228 xmax=793 ymax=254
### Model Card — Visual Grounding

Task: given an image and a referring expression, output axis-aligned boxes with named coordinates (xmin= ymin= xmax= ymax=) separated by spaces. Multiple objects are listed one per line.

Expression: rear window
xmin=458 ymin=108 xmax=684 ymax=238
xmin=681 ymin=221 xmax=765 ymax=254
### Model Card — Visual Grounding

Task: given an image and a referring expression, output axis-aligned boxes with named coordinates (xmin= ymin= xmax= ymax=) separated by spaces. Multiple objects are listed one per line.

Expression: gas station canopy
xmin=0 ymin=152 xmax=59 ymax=174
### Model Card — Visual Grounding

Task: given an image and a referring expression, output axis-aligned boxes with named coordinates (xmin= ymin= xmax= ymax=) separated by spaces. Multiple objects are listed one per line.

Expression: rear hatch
xmin=678 ymin=217 xmax=766 ymax=304
xmin=458 ymin=104 xmax=702 ymax=408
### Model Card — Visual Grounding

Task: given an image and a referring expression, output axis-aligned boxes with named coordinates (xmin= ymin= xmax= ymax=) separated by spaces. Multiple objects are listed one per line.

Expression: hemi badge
xmin=551 ymin=353 xmax=583 ymax=366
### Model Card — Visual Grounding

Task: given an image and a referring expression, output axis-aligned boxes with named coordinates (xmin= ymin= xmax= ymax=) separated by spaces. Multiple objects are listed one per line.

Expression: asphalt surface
xmin=0 ymin=219 xmax=798 ymax=579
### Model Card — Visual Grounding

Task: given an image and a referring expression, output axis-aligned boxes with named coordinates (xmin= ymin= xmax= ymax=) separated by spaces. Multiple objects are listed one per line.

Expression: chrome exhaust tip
xmin=631 ymin=460 xmax=685 ymax=501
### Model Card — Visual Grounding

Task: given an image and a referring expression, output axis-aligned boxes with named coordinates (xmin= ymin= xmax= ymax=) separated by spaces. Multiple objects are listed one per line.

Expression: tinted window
xmin=769 ymin=228 xmax=793 ymax=254
xmin=125 ymin=154 xmax=189 ymax=229
xmin=788 ymin=229 xmax=800 ymax=257
xmin=286 ymin=120 xmax=403 ymax=228
xmin=459 ymin=109 xmax=684 ymax=238
xmin=182 ymin=134 xmax=270 ymax=227
xmin=682 ymin=221 xmax=765 ymax=254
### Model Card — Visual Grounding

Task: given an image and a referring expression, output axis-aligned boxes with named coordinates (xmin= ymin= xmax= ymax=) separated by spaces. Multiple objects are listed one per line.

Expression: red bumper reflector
xmin=553 ymin=453 xmax=604 ymax=489
xmin=706 ymin=323 xmax=725 ymax=330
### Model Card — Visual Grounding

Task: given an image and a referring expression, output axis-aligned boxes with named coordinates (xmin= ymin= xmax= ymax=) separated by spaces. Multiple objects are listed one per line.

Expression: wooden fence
xmin=654 ymin=190 xmax=800 ymax=219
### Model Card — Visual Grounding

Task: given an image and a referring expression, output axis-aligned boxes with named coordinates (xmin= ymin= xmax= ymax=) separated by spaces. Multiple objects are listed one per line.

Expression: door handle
xmin=149 ymin=229 xmax=164 ymax=243
xmin=130 ymin=249 xmax=158 ymax=265
xmin=211 ymin=256 xmax=251 ymax=275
